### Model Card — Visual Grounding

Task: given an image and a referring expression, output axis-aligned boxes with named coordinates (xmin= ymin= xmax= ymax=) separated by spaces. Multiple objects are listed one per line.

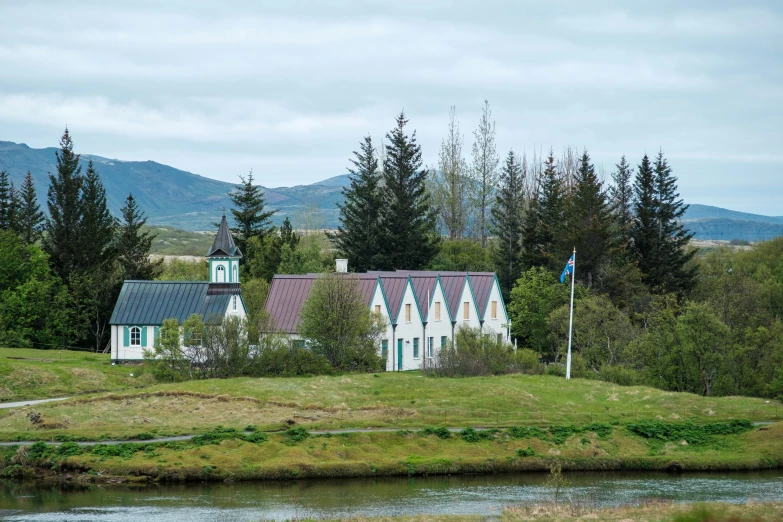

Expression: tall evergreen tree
xmin=609 ymin=155 xmax=634 ymax=256
xmin=470 ymin=100 xmax=500 ymax=247
xmin=653 ymin=150 xmax=697 ymax=295
xmin=43 ymin=128 xmax=84 ymax=280
xmin=80 ymin=159 xmax=116 ymax=267
xmin=16 ymin=171 xmax=44 ymax=245
xmin=116 ymin=193 xmax=162 ymax=280
xmin=537 ymin=150 xmax=567 ymax=270
xmin=329 ymin=135 xmax=384 ymax=272
xmin=520 ymin=195 xmax=546 ymax=270
xmin=631 ymin=154 xmax=657 ymax=280
xmin=228 ymin=170 xmax=276 ymax=254
xmin=0 ymin=170 xmax=12 ymax=231
xmin=378 ymin=112 xmax=439 ymax=270
xmin=490 ymin=150 xmax=526 ymax=299
xmin=567 ymin=150 xmax=613 ymax=287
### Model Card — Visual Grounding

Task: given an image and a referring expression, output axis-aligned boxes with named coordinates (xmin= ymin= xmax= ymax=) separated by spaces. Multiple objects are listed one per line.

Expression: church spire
xmin=207 ymin=212 xmax=242 ymax=258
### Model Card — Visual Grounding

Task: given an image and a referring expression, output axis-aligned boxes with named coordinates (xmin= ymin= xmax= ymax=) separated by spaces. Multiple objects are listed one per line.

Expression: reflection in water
xmin=2 ymin=471 xmax=783 ymax=521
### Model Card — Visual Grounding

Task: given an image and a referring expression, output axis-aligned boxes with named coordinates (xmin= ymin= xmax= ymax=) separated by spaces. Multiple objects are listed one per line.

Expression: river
xmin=2 ymin=471 xmax=783 ymax=521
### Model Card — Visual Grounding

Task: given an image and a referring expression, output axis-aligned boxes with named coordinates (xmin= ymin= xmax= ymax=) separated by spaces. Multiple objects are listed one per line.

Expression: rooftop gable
xmin=207 ymin=213 xmax=242 ymax=258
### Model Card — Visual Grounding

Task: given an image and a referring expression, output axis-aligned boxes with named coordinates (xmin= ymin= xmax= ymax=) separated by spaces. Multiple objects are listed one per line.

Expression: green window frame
xmin=381 ymin=339 xmax=388 ymax=359
xmin=292 ymin=339 xmax=306 ymax=349
xmin=440 ymin=336 xmax=447 ymax=349
xmin=413 ymin=338 xmax=419 ymax=359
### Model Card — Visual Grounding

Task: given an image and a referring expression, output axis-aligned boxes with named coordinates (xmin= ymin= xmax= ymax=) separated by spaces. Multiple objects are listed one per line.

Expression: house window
xmin=216 ymin=265 xmax=225 ymax=282
xmin=440 ymin=336 xmax=447 ymax=349
xmin=375 ymin=305 xmax=381 ymax=315
xmin=292 ymin=339 xmax=306 ymax=349
xmin=463 ymin=302 xmax=469 ymax=320
xmin=427 ymin=337 xmax=433 ymax=358
xmin=405 ymin=303 xmax=411 ymax=322
xmin=233 ymin=295 xmax=237 ymax=311
xmin=381 ymin=339 xmax=388 ymax=359
xmin=130 ymin=326 xmax=141 ymax=347
xmin=491 ymin=301 xmax=498 ymax=319
xmin=434 ymin=302 xmax=441 ymax=321
xmin=413 ymin=338 xmax=419 ymax=359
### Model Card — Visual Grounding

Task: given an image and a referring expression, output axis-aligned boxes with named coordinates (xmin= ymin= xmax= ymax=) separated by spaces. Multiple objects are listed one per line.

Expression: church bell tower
xmin=207 ymin=212 xmax=243 ymax=284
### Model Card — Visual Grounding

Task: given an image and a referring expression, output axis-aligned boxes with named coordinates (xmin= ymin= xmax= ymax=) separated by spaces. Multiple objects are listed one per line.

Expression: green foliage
xmin=377 ymin=111 xmax=439 ymax=270
xmin=507 ymin=426 xmax=547 ymax=440
xmin=491 ymin=150 xmax=526 ymax=297
xmin=91 ymin=443 xmax=150 ymax=459
xmin=626 ymin=420 xmax=754 ymax=445
xmin=16 ymin=171 xmax=44 ymax=246
xmin=430 ymin=107 xmax=471 ymax=240
xmin=299 ymin=272 xmax=385 ymax=371
xmin=242 ymin=431 xmax=268 ymax=444
xmin=282 ymin=427 xmax=310 ymax=444
xmin=27 ymin=441 xmax=53 ymax=461
xmin=420 ymin=427 xmax=451 ymax=439
xmin=155 ymin=258 xmax=208 ymax=281
xmin=428 ymin=325 xmax=514 ymax=376
xmin=228 ymin=170 xmax=276 ymax=254
xmin=329 ymin=135 xmax=385 ymax=272
xmin=55 ymin=442 xmax=81 ymax=458
xmin=515 ymin=447 xmax=535 ymax=457
xmin=459 ymin=427 xmax=497 ymax=442
xmin=116 ymin=193 xmax=162 ymax=281
xmin=191 ymin=426 xmax=238 ymax=446
xmin=428 ymin=239 xmax=493 ymax=272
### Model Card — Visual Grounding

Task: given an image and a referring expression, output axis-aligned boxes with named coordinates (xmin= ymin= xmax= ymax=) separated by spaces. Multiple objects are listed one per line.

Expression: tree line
xmin=0 ymin=129 xmax=160 ymax=350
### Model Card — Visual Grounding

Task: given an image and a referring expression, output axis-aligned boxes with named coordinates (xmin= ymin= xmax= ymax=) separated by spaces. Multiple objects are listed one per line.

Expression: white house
xmin=264 ymin=265 xmax=510 ymax=371
xmin=108 ymin=213 xmax=247 ymax=362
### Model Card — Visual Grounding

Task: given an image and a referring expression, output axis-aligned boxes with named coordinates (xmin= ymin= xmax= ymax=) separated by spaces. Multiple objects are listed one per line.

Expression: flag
xmin=560 ymin=253 xmax=575 ymax=284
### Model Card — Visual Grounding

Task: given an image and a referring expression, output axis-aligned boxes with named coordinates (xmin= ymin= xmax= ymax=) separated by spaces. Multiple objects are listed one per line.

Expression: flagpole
xmin=566 ymin=247 xmax=575 ymax=380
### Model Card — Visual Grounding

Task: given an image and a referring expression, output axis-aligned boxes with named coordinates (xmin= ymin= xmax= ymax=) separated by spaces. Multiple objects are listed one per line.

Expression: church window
xmin=233 ymin=295 xmax=237 ymax=311
xmin=130 ymin=327 xmax=141 ymax=347
xmin=216 ymin=265 xmax=225 ymax=282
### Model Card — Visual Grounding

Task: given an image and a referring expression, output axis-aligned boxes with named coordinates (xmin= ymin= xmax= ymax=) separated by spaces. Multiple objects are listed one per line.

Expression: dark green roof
xmin=207 ymin=213 xmax=242 ymax=257
xmin=109 ymin=281 xmax=236 ymax=325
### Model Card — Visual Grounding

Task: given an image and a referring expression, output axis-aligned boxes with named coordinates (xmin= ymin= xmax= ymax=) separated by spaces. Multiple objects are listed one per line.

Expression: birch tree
xmin=470 ymin=100 xmax=499 ymax=247
xmin=432 ymin=106 xmax=470 ymax=239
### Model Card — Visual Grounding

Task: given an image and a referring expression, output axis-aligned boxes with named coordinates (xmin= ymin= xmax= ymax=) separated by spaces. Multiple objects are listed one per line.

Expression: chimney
xmin=336 ymin=259 xmax=348 ymax=273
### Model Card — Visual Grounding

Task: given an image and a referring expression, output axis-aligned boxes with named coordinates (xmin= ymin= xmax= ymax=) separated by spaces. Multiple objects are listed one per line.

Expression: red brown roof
xmin=438 ymin=275 xmax=467 ymax=321
xmin=468 ymin=273 xmax=495 ymax=319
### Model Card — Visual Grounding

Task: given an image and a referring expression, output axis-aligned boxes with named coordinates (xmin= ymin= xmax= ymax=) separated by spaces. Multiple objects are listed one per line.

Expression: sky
xmin=0 ymin=0 xmax=781 ymax=215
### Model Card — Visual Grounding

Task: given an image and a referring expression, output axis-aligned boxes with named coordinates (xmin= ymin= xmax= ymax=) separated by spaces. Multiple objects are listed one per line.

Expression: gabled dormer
xmin=207 ymin=213 xmax=243 ymax=284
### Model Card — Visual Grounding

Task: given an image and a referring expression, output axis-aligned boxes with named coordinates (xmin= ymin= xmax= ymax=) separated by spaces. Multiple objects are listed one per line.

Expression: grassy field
xmin=0 ymin=348 xmax=153 ymax=402
xmin=0 ymin=348 xmax=779 ymax=442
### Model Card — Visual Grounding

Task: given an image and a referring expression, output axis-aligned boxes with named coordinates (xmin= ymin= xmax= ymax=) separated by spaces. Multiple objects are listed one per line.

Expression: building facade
xmin=108 ymin=214 xmax=247 ymax=361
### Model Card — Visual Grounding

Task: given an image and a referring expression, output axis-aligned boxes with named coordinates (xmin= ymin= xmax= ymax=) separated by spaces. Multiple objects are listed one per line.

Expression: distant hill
xmin=683 ymin=205 xmax=783 ymax=241
xmin=1 ymin=140 xmax=781 ymax=240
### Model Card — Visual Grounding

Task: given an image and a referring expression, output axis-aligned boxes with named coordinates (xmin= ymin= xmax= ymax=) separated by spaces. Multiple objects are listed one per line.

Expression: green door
xmin=397 ymin=339 xmax=403 ymax=371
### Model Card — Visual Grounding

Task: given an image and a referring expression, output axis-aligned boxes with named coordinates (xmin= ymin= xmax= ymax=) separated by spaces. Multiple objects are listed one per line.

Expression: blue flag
xmin=560 ymin=253 xmax=575 ymax=284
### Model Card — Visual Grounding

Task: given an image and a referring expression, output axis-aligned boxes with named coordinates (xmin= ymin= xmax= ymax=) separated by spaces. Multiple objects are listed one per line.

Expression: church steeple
xmin=207 ymin=213 xmax=242 ymax=284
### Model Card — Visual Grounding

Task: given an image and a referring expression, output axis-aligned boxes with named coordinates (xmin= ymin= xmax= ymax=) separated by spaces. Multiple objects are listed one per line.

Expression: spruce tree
xmin=80 ymin=159 xmax=116 ymax=267
xmin=653 ymin=150 xmax=697 ymax=295
xmin=116 ymin=193 xmax=162 ymax=280
xmin=609 ymin=155 xmax=634 ymax=256
xmin=17 ymin=171 xmax=44 ymax=245
xmin=631 ymin=153 xmax=659 ymax=287
xmin=567 ymin=150 xmax=613 ymax=287
xmin=43 ymin=128 xmax=84 ymax=280
xmin=228 ymin=170 xmax=276 ymax=254
xmin=490 ymin=150 xmax=525 ymax=299
xmin=0 ymin=170 xmax=12 ymax=231
xmin=378 ymin=112 xmax=439 ymax=270
xmin=537 ymin=150 xmax=567 ymax=270
xmin=280 ymin=216 xmax=299 ymax=251
xmin=329 ymin=135 xmax=384 ymax=272
xmin=520 ymin=195 xmax=546 ymax=270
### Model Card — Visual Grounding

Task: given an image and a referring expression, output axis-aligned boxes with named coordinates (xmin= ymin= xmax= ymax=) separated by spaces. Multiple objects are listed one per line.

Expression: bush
xmin=55 ymin=442 xmax=81 ymax=458
xmin=420 ymin=427 xmax=451 ymax=439
xmin=282 ymin=427 xmax=310 ymax=444
xmin=598 ymin=365 xmax=644 ymax=386
xmin=513 ymin=348 xmax=545 ymax=375
xmin=191 ymin=427 xmax=238 ymax=446
xmin=626 ymin=420 xmax=754 ymax=445
xmin=516 ymin=447 xmax=535 ymax=457
xmin=91 ymin=443 xmax=149 ymax=459
xmin=27 ymin=442 xmax=53 ymax=462
xmin=507 ymin=426 xmax=547 ymax=440
xmin=459 ymin=428 xmax=497 ymax=442
xmin=427 ymin=326 xmax=516 ymax=377
xmin=242 ymin=431 xmax=268 ymax=444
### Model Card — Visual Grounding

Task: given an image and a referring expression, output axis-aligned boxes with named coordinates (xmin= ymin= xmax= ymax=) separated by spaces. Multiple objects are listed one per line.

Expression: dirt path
xmin=0 ymin=398 xmax=70 ymax=410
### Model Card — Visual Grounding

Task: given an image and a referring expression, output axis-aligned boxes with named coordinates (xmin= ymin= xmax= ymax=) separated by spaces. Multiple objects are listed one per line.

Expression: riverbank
xmin=2 ymin=419 xmax=782 ymax=484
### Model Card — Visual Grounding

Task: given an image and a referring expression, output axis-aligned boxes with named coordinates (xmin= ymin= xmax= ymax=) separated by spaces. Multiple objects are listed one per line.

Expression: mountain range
xmin=1 ymin=140 xmax=781 ymax=241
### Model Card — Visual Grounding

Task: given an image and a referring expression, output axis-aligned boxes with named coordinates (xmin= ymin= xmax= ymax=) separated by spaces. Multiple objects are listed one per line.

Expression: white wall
xmin=369 ymin=282 xmax=395 ymax=371
xmin=224 ymin=294 xmax=247 ymax=318
xmin=424 ymin=280 xmax=453 ymax=364
xmin=480 ymin=278 xmax=509 ymax=341
xmin=393 ymin=281 xmax=425 ymax=371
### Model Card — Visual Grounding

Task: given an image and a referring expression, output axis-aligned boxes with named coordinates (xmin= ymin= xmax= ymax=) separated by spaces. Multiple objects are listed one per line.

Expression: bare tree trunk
xmin=471 ymin=100 xmax=499 ymax=247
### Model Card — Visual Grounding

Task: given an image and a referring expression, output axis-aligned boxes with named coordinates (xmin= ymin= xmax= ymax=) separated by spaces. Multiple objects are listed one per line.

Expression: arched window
xmin=216 ymin=265 xmax=225 ymax=282
xmin=130 ymin=326 xmax=141 ymax=347
xmin=232 ymin=295 xmax=237 ymax=311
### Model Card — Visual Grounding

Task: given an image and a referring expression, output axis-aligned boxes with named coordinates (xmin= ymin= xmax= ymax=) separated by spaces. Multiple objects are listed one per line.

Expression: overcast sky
xmin=1 ymin=1 xmax=781 ymax=214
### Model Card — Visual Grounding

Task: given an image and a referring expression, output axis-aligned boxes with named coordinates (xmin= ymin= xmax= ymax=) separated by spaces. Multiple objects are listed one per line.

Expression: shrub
xmin=27 ymin=442 xmax=53 ymax=462
xmin=598 ymin=365 xmax=644 ymax=386
xmin=513 ymin=348 xmax=545 ymax=375
xmin=91 ymin=443 xmax=149 ymax=459
xmin=243 ymin=431 xmax=268 ymax=444
xmin=55 ymin=442 xmax=81 ymax=458
xmin=460 ymin=428 xmax=496 ymax=442
xmin=428 ymin=326 xmax=515 ymax=377
xmin=507 ymin=426 xmax=547 ymax=440
xmin=626 ymin=420 xmax=754 ymax=445
xmin=516 ymin=447 xmax=535 ymax=457
xmin=420 ymin=427 xmax=451 ymax=439
xmin=191 ymin=427 xmax=238 ymax=446
xmin=282 ymin=427 xmax=310 ymax=444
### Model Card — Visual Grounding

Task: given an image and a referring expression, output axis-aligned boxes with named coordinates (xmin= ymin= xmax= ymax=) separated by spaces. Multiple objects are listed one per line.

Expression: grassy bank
xmin=3 ymin=419 xmax=782 ymax=483
xmin=0 ymin=348 xmax=153 ymax=401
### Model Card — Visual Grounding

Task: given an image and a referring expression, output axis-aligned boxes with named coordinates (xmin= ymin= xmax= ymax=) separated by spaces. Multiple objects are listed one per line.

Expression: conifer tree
xmin=491 ymin=150 xmax=526 ymax=299
xmin=116 ymin=193 xmax=162 ymax=280
xmin=17 ymin=171 xmax=44 ymax=245
xmin=228 ymin=170 xmax=276 ymax=254
xmin=537 ymin=150 xmax=567 ymax=270
xmin=609 ymin=155 xmax=634 ymax=256
xmin=378 ymin=112 xmax=439 ymax=270
xmin=80 ymin=159 xmax=116 ymax=267
xmin=653 ymin=150 xmax=697 ymax=295
xmin=520 ymin=195 xmax=546 ymax=270
xmin=567 ymin=150 xmax=613 ymax=287
xmin=0 ymin=170 xmax=12 ymax=231
xmin=329 ymin=135 xmax=384 ymax=272
xmin=43 ymin=128 xmax=84 ymax=280
xmin=631 ymin=153 xmax=660 ymax=286
xmin=280 ymin=216 xmax=299 ymax=251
